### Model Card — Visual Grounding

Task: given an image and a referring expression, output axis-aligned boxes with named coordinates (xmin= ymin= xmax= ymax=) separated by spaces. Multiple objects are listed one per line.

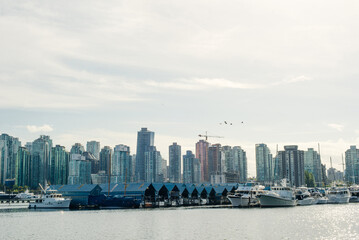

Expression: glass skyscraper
xmin=169 ymin=142 xmax=181 ymax=183
xmin=51 ymin=145 xmax=69 ymax=185
xmin=0 ymin=134 xmax=21 ymax=184
xmin=100 ymin=146 xmax=112 ymax=174
xmin=256 ymin=143 xmax=273 ymax=184
xmin=135 ymin=128 xmax=154 ymax=182
xmin=30 ymin=135 xmax=52 ymax=188
xmin=86 ymin=141 xmax=100 ymax=160
xmin=112 ymin=144 xmax=132 ymax=183
xmin=183 ymin=150 xmax=200 ymax=183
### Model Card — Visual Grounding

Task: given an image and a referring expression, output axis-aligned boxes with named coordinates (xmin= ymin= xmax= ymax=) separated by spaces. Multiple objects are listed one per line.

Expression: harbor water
xmin=1 ymin=204 xmax=359 ymax=240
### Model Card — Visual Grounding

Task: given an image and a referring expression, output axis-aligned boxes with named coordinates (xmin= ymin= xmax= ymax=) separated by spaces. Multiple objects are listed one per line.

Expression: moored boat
xmin=327 ymin=187 xmax=350 ymax=204
xmin=227 ymin=183 xmax=265 ymax=207
xmin=295 ymin=187 xmax=315 ymax=206
xmin=258 ymin=186 xmax=297 ymax=207
xmin=29 ymin=188 xmax=71 ymax=209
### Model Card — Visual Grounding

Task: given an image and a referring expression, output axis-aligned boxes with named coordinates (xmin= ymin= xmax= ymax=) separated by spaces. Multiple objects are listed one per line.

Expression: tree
xmin=305 ymin=170 xmax=315 ymax=187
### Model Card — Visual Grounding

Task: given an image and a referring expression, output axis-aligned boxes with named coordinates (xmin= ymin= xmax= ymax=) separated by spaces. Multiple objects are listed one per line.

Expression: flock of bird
xmin=219 ymin=120 xmax=244 ymax=125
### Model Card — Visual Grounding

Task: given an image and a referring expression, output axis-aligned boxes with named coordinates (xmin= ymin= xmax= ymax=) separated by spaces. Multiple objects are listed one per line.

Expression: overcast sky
xmin=1 ymin=0 xmax=359 ymax=176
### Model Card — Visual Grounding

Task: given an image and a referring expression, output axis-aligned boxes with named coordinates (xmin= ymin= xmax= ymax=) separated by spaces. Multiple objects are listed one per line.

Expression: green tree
xmin=305 ymin=170 xmax=315 ymax=187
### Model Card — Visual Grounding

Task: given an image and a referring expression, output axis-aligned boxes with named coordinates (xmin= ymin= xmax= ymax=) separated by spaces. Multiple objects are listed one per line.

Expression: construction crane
xmin=198 ymin=131 xmax=224 ymax=141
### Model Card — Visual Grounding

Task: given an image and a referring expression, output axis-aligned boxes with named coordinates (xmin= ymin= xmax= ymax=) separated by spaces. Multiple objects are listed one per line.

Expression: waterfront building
xmin=144 ymin=146 xmax=163 ymax=182
xmin=256 ymin=143 xmax=273 ymax=184
xmin=275 ymin=145 xmax=305 ymax=187
xmin=68 ymin=154 xmax=91 ymax=184
xmin=169 ymin=142 xmax=181 ymax=183
xmin=345 ymin=146 xmax=359 ymax=184
xmin=0 ymin=134 xmax=21 ymax=185
xmin=196 ymin=140 xmax=210 ymax=182
xmin=70 ymin=143 xmax=85 ymax=155
xmin=30 ymin=135 xmax=52 ymax=188
xmin=99 ymin=146 xmax=112 ymax=174
xmin=183 ymin=150 xmax=201 ymax=184
xmin=232 ymin=146 xmax=247 ymax=183
xmin=51 ymin=145 xmax=69 ymax=185
xmin=86 ymin=141 xmax=100 ymax=160
xmin=112 ymin=145 xmax=132 ymax=183
xmin=304 ymin=148 xmax=322 ymax=186
xmin=321 ymin=164 xmax=328 ymax=186
xmin=15 ymin=146 xmax=31 ymax=187
xmin=135 ymin=128 xmax=155 ymax=182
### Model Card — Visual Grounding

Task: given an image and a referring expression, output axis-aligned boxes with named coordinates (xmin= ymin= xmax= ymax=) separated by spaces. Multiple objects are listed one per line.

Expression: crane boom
xmin=198 ymin=132 xmax=224 ymax=141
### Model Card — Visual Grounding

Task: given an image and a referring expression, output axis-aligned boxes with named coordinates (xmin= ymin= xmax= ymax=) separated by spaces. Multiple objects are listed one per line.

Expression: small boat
xmin=29 ymin=185 xmax=71 ymax=209
xmin=258 ymin=186 xmax=297 ymax=207
xmin=327 ymin=187 xmax=350 ymax=204
xmin=227 ymin=183 xmax=265 ymax=207
xmin=295 ymin=187 xmax=315 ymax=206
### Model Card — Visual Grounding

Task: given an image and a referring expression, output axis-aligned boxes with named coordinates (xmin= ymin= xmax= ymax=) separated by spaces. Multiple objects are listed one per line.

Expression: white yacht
xmin=295 ymin=187 xmax=316 ymax=206
xmin=327 ymin=187 xmax=351 ymax=204
xmin=227 ymin=183 xmax=265 ymax=207
xmin=29 ymin=189 xmax=71 ymax=209
xmin=258 ymin=186 xmax=297 ymax=207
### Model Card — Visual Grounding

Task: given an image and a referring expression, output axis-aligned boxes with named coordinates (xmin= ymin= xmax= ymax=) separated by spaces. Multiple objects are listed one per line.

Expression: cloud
xmin=146 ymin=78 xmax=263 ymax=90
xmin=327 ymin=123 xmax=344 ymax=132
xmin=27 ymin=124 xmax=54 ymax=133
xmin=272 ymin=76 xmax=312 ymax=86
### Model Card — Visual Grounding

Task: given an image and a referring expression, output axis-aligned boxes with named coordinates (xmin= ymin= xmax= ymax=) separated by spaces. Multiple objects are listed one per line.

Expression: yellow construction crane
xmin=198 ymin=131 xmax=224 ymax=141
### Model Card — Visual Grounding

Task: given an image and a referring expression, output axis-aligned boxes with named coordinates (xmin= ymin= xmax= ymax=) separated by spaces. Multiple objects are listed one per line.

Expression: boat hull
xmin=29 ymin=199 xmax=71 ymax=209
xmin=297 ymin=197 xmax=315 ymax=206
xmin=327 ymin=196 xmax=350 ymax=204
xmin=259 ymin=195 xmax=296 ymax=207
xmin=0 ymin=200 xmax=32 ymax=209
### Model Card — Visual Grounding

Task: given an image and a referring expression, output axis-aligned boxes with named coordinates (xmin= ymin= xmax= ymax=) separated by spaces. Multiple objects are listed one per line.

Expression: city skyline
xmin=0 ymin=129 xmax=350 ymax=178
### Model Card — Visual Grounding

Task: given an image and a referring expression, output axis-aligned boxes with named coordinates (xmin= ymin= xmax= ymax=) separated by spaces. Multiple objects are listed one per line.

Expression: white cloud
xmin=146 ymin=78 xmax=263 ymax=90
xmin=272 ymin=76 xmax=312 ymax=86
xmin=27 ymin=124 xmax=54 ymax=133
xmin=327 ymin=123 xmax=344 ymax=132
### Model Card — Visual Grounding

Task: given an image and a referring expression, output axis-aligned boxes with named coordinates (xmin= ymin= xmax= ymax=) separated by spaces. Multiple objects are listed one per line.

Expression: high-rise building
xmin=196 ymin=140 xmax=210 ymax=182
xmin=82 ymin=152 xmax=99 ymax=174
xmin=99 ymin=146 xmax=112 ymax=174
xmin=135 ymin=128 xmax=154 ymax=182
xmin=86 ymin=141 xmax=100 ymax=160
xmin=232 ymin=146 xmax=247 ymax=183
xmin=144 ymin=146 xmax=162 ymax=182
xmin=68 ymin=154 xmax=91 ymax=184
xmin=15 ymin=147 xmax=31 ymax=187
xmin=162 ymin=159 xmax=168 ymax=182
xmin=256 ymin=143 xmax=273 ymax=184
xmin=112 ymin=145 xmax=132 ymax=183
xmin=345 ymin=146 xmax=359 ymax=184
xmin=304 ymin=148 xmax=322 ymax=186
xmin=208 ymin=144 xmax=225 ymax=183
xmin=275 ymin=145 xmax=304 ymax=187
xmin=51 ymin=145 xmax=69 ymax=185
xmin=183 ymin=150 xmax=201 ymax=183
xmin=70 ymin=143 xmax=85 ymax=155
xmin=30 ymin=135 xmax=52 ymax=188
xmin=0 ymin=134 xmax=21 ymax=184
xmin=169 ymin=142 xmax=181 ymax=183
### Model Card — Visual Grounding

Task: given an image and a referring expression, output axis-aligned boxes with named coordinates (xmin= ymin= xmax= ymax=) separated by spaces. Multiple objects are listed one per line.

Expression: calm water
xmin=1 ymin=204 xmax=359 ymax=240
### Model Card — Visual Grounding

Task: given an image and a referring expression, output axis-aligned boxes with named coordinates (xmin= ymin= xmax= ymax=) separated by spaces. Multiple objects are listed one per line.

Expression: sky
xmin=1 ymin=0 xmax=359 ymax=177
